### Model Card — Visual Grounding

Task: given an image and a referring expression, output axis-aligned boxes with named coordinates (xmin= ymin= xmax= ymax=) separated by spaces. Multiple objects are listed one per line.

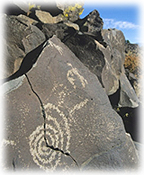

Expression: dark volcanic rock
xmin=78 ymin=10 xmax=103 ymax=34
xmin=100 ymin=29 xmax=139 ymax=107
xmin=64 ymin=33 xmax=105 ymax=85
xmin=4 ymin=15 xmax=45 ymax=78
xmin=98 ymin=29 xmax=125 ymax=95
xmin=3 ymin=36 xmax=138 ymax=171
xmin=119 ymin=73 xmax=139 ymax=108
xmin=41 ymin=22 xmax=73 ymax=41
xmin=125 ymin=42 xmax=139 ymax=55
xmin=83 ymin=10 xmax=103 ymax=34
xmin=6 ymin=15 xmax=45 ymax=53
xmin=76 ymin=10 xmax=104 ymax=42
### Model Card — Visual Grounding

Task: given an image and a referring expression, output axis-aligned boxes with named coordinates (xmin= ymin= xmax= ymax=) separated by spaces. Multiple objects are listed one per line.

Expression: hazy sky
xmin=80 ymin=4 xmax=140 ymax=44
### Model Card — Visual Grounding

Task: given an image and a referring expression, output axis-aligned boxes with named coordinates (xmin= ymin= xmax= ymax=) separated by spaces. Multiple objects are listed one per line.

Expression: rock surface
xmin=2 ymin=3 xmax=141 ymax=171
xmin=64 ymin=33 xmax=105 ymax=85
xmin=101 ymin=29 xmax=125 ymax=95
xmin=35 ymin=10 xmax=62 ymax=24
xmin=3 ymin=36 xmax=138 ymax=171
xmin=81 ymin=10 xmax=103 ymax=35
xmin=4 ymin=15 xmax=45 ymax=78
xmin=119 ymin=73 xmax=139 ymax=108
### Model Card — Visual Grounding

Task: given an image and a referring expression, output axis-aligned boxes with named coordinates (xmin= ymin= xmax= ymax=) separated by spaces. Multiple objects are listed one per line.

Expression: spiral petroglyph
xmin=29 ymin=103 xmax=71 ymax=171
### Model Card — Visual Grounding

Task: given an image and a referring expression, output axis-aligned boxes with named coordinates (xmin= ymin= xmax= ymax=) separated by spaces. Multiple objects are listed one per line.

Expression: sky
xmin=80 ymin=4 xmax=140 ymax=44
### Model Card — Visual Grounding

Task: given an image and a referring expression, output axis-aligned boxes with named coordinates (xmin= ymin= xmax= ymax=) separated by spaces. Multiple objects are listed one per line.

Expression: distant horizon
xmin=80 ymin=4 xmax=140 ymax=44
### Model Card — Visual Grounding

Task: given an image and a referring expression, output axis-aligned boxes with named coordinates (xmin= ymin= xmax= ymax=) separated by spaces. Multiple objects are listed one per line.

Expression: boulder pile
xmin=2 ymin=2 xmax=140 ymax=171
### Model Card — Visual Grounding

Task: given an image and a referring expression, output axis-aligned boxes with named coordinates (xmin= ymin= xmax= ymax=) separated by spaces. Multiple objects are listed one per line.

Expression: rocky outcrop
xmin=124 ymin=41 xmax=141 ymax=100
xmin=125 ymin=42 xmax=139 ymax=55
xmin=2 ymin=2 xmax=140 ymax=171
xmin=57 ymin=2 xmax=84 ymax=22
xmin=99 ymin=29 xmax=125 ymax=95
xmin=64 ymin=33 xmax=105 ymax=85
xmin=101 ymin=29 xmax=139 ymax=107
xmin=4 ymin=15 xmax=45 ymax=78
xmin=3 ymin=36 xmax=138 ymax=171
xmin=76 ymin=9 xmax=104 ymax=42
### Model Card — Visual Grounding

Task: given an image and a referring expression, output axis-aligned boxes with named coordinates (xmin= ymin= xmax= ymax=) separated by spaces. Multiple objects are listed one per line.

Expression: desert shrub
xmin=63 ymin=3 xmax=84 ymax=19
xmin=124 ymin=51 xmax=141 ymax=77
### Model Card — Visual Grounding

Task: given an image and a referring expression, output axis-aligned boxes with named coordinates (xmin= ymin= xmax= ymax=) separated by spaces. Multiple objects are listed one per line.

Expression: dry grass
xmin=124 ymin=51 xmax=141 ymax=78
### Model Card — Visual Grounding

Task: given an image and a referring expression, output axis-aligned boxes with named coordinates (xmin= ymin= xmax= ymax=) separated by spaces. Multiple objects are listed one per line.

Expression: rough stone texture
xmin=119 ymin=73 xmax=139 ymax=108
xmin=100 ymin=29 xmax=139 ymax=107
xmin=35 ymin=10 xmax=62 ymax=24
xmin=3 ymin=39 xmax=25 ymax=78
xmin=22 ymin=25 xmax=45 ymax=53
xmin=41 ymin=22 xmax=72 ymax=41
xmin=17 ymin=14 xmax=38 ymax=26
xmin=125 ymin=42 xmax=140 ymax=55
xmin=4 ymin=10 xmax=139 ymax=109
xmin=81 ymin=134 xmax=138 ymax=170
xmin=82 ymin=10 xmax=103 ymax=35
xmin=124 ymin=42 xmax=141 ymax=100
xmin=3 ymin=36 xmax=138 ymax=171
xmin=64 ymin=33 xmax=105 ymax=85
xmin=4 ymin=15 xmax=45 ymax=79
xmin=76 ymin=10 xmax=104 ymax=43
xmin=64 ymin=21 xmax=79 ymax=31
xmin=96 ymin=29 xmax=125 ymax=95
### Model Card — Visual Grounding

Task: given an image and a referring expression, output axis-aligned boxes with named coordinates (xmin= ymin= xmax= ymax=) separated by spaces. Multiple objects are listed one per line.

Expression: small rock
xmin=17 ymin=14 xmax=38 ymax=26
xmin=64 ymin=20 xmax=79 ymax=31
xmin=22 ymin=25 xmax=45 ymax=53
xmin=80 ymin=10 xmax=103 ymax=37
xmin=41 ymin=22 xmax=74 ymax=41
xmin=35 ymin=10 xmax=62 ymax=24
xmin=119 ymin=73 xmax=139 ymax=108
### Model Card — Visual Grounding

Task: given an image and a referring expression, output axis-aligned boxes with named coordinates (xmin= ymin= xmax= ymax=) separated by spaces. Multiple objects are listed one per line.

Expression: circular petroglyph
xmin=29 ymin=103 xmax=71 ymax=171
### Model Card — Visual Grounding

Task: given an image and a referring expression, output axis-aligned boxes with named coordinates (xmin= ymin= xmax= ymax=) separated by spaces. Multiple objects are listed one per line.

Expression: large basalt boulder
xmin=4 ymin=15 xmax=45 ymax=78
xmin=3 ymin=36 xmax=138 ymax=171
xmin=64 ymin=33 xmax=105 ymax=85
xmin=76 ymin=10 xmax=104 ymax=42
xmin=97 ymin=29 xmax=125 ymax=95
xmin=82 ymin=10 xmax=103 ymax=34
xmin=101 ymin=29 xmax=139 ymax=107
xmin=41 ymin=22 xmax=74 ymax=41
xmin=119 ymin=73 xmax=139 ymax=108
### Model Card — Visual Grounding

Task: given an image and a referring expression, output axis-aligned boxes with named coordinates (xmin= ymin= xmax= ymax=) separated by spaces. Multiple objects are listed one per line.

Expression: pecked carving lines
xmin=25 ymin=74 xmax=78 ymax=170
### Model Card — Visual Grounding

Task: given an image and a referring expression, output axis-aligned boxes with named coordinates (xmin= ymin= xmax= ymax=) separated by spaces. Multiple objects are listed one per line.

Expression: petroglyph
xmin=69 ymin=99 xmax=89 ymax=116
xmin=67 ymin=63 xmax=88 ymax=89
xmin=49 ymin=40 xmax=63 ymax=55
xmin=57 ymin=91 xmax=67 ymax=107
xmin=27 ymin=62 xmax=89 ymax=170
xmin=2 ymin=139 xmax=16 ymax=146
xmin=28 ymin=79 xmax=89 ymax=170
xmin=29 ymin=103 xmax=71 ymax=170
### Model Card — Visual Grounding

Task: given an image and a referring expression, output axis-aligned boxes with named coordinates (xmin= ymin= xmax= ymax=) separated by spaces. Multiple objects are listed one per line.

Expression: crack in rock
xmin=25 ymin=74 xmax=79 ymax=169
xmin=12 ymin=158 xmax=16 ymax=171
xmin=2 ymin=38 xmax=49 ymax=84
